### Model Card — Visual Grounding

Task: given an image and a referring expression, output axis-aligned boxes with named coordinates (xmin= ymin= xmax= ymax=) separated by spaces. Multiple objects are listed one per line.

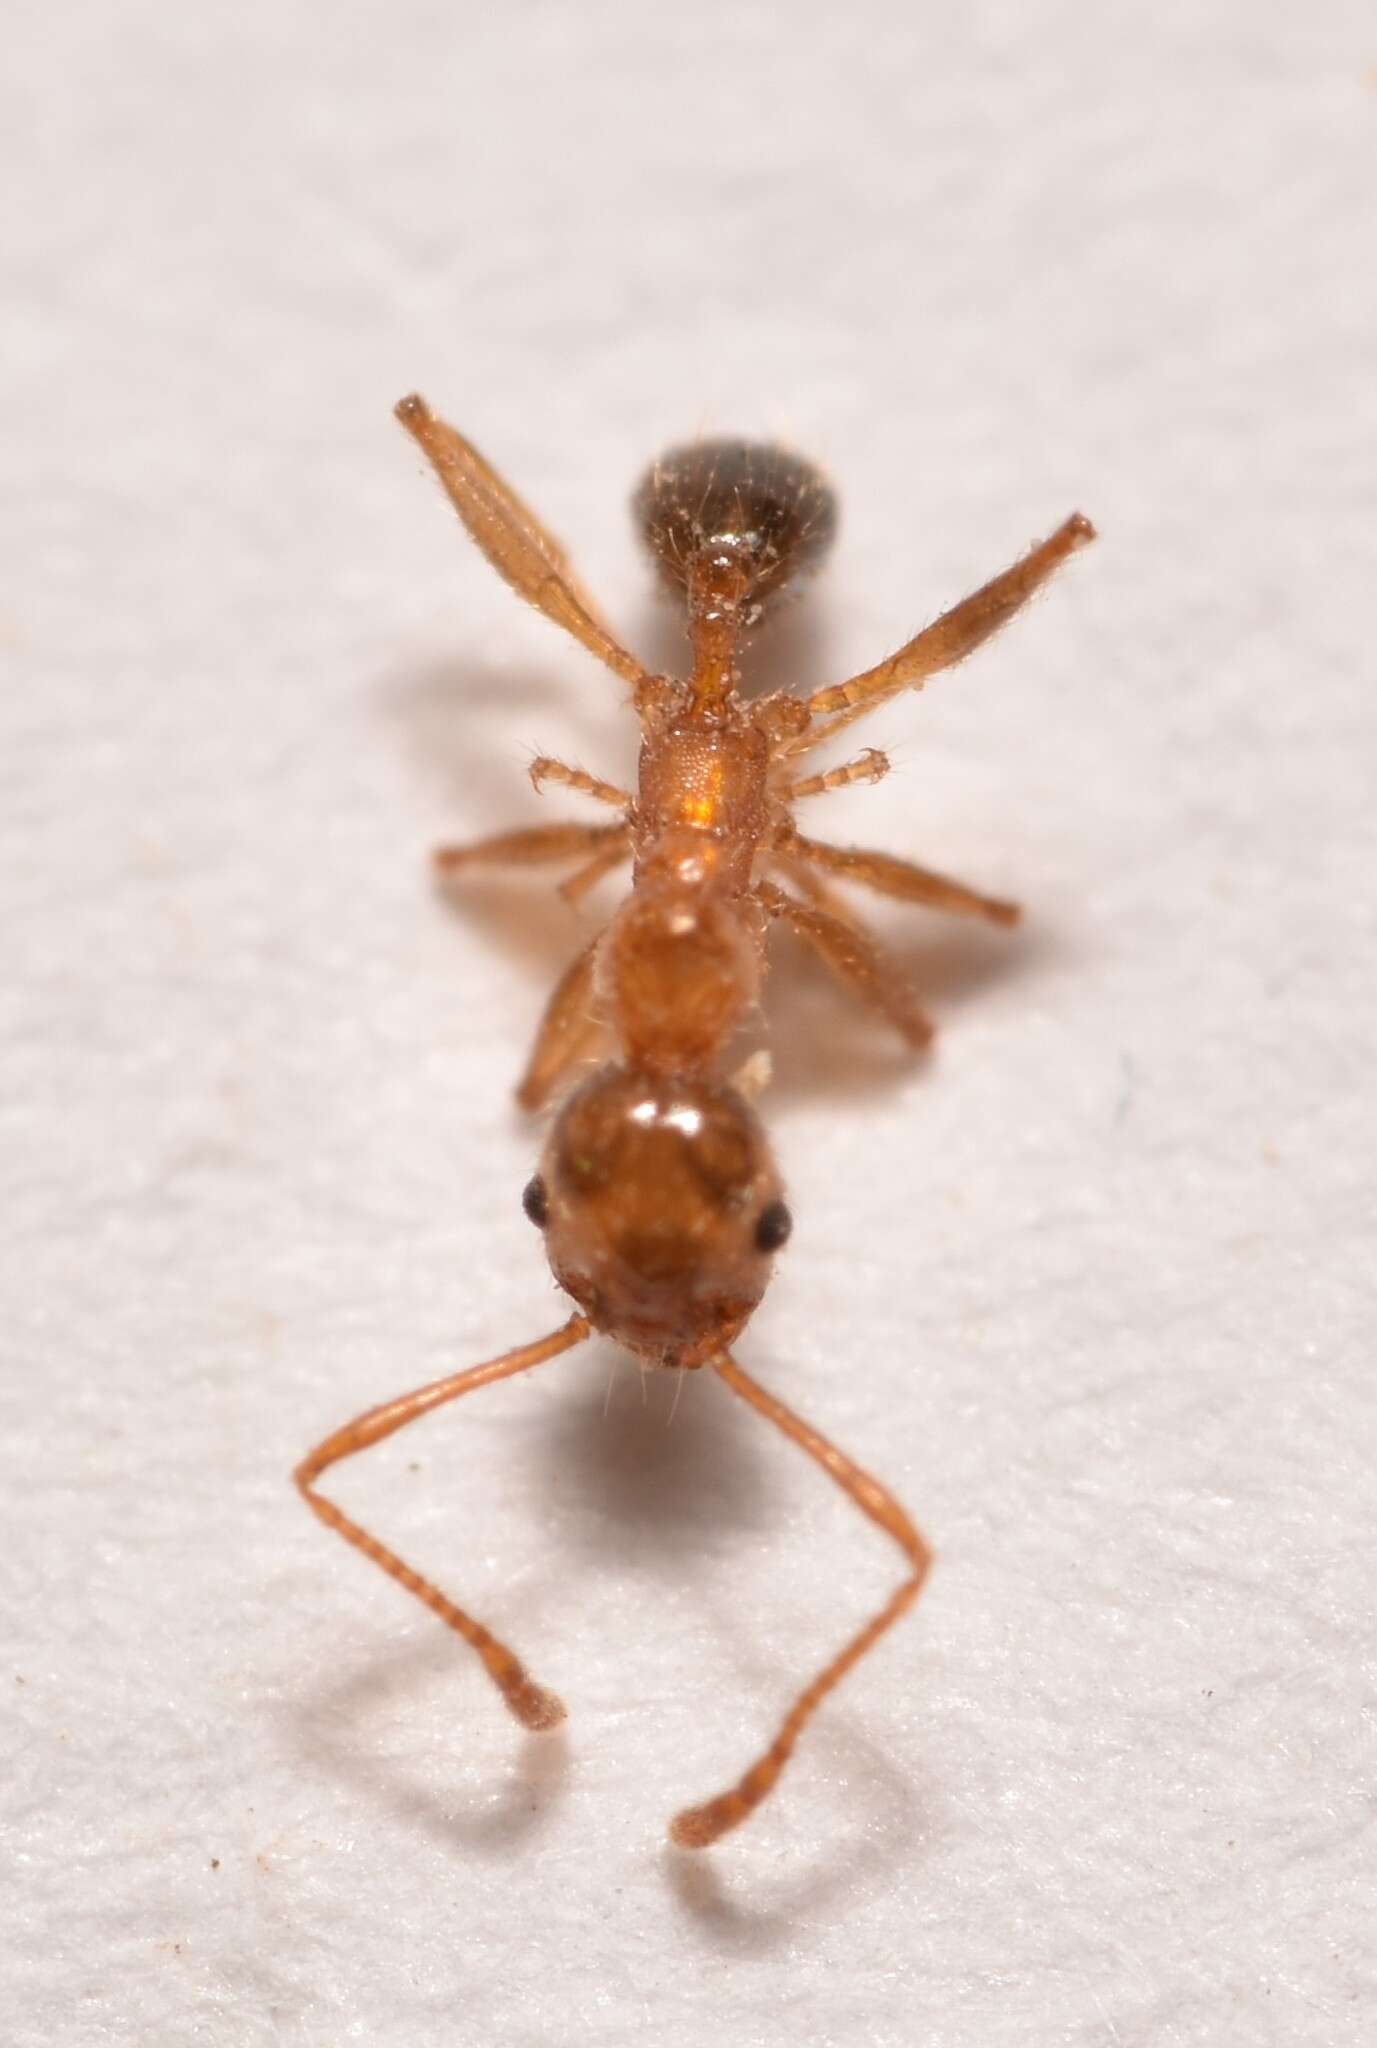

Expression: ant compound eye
xmin=521 ymin=1175 xmax=550 ymax=1228
xmin=754 ymin=1199 xmax=792 ymax=1254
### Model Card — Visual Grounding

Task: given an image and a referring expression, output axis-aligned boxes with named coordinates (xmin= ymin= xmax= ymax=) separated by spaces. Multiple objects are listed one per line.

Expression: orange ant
xmin=295 ymin=397 xmax=1094 ymax=1848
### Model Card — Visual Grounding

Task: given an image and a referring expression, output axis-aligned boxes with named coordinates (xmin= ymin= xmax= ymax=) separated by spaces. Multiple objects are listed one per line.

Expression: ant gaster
xmin=295 ymin=396 xmax=1094 ymax=1848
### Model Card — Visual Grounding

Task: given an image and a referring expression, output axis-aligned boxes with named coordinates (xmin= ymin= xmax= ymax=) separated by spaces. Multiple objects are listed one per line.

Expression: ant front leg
xmin=516 ymin=935 xmax=607 ymax=1112
xmin=756 ymin=879 xmax=934 ymax=1049
xmin=670 ymin=1351 xmax=931 ymax=1848
xmin=295 ymin=1317 xmax=591 ymax=1730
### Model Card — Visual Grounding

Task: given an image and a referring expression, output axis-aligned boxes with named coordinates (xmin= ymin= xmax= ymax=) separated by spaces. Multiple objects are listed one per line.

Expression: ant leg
xmin=786 ymin=512 xmax=1095 ymax=759
xmin=791 ymin=832 xmax=1020 ymax=928
xmin=529 ymin=757 xmax=631 ymax=809
xmin=434 ymin=819 xmax=627 ymax=877
xmin=559 ymin=830 xmax=632 ymax=906
xmin=396 ymin=395 xmax=647 ymax=690
xmin=756 ymin=879 xmax=933 ymax=1049
xmin=670 ymin=1351 xmax=931 ymax=1848
xmin=770 ymin=840 xmax=862 ymax=928
xmin=517 ymin=936 xmax=605 ymax=1112
xmin=777 ymin=748 xmax=889 ymax=802
xmin=295 ymin=1315 xmax=591 ymax=1731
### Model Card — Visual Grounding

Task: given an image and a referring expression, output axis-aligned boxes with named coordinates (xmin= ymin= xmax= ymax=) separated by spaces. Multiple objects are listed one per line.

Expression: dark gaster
xmin=633 ymin=439 xmax=838 ymax=615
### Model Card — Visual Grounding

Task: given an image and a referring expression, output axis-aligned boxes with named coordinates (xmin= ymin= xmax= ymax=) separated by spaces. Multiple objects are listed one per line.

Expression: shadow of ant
xmin=518 ymin=1336 xmax=942 ymax=1938
xmin=662 ymin=1726 xmax=940 ymax=1953
xmin=762 ymin=913 xmax=1065 ymax=1110
xmin=278 ymin=1625 xmax=572 ymax=1862
xmin=528 ymin=1345 xmax=776 ymax=1562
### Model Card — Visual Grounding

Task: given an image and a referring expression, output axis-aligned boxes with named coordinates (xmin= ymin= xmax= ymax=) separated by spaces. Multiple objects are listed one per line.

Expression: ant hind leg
xmin=788 ymin=512 xmax=1095 ymax=756
xmin=395 ymin=396 xmax=647 ymax=691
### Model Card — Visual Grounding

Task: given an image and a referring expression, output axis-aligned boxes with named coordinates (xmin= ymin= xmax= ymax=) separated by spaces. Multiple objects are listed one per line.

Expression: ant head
xmin=524 ymin=1064 xmax=791 ymax=1367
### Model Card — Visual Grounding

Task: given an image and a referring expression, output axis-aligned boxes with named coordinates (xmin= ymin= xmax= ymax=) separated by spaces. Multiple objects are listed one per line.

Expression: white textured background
xmin=3 ymin=5 xmax=1375 ymax=2044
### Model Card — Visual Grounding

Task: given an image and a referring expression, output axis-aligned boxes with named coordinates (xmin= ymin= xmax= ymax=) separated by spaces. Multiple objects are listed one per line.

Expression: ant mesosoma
xmin=296 ymin=396 xmax=1094 ymax=1848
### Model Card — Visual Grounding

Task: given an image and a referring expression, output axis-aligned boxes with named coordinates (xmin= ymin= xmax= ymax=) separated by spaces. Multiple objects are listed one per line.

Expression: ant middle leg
xmin=433 ymin=819 xmax=628 ymax=878
xmin=558 ymin=831 xmax=632 ymax=907
xmin=529 ymin=757 xmax=631 ymax=809
xmin=776 ymin=748 xmax=890 ymax=804
xmin=790 ymin=832 xmax=1020 ymax=928
xmin=771 ymin=848 xmax=864 ymax=930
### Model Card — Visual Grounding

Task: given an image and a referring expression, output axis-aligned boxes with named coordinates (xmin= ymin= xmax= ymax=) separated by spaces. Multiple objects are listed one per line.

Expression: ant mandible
xmin=295 ymin=395 xmax=1094 ymax=1848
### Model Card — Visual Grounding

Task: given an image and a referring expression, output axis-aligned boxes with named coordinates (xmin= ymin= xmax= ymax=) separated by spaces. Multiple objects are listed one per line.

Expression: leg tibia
xmin=434 ymin=819 xmax=627 ymax=874
xmin=792 ymin=833 xmax=1019 ymax=926
xmin=757 ymin=879 xmax=933 ymax=1048
xmin=517 ymin=937 xmax=604 ymax=1112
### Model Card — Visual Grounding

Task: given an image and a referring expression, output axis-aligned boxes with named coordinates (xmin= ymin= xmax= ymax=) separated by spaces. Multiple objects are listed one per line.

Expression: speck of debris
xmin=210 ymin=1858 xmax=220 ymax=1871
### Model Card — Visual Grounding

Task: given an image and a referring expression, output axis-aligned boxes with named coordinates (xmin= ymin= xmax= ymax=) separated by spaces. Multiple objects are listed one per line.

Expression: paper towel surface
xmin=2 ymin=5 xmax=1374 ymax=2044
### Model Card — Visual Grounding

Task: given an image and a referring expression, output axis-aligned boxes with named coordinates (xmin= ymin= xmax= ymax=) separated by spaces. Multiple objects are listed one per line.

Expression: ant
xmin=295 ymin=396 xmax=1094 ymax=1849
